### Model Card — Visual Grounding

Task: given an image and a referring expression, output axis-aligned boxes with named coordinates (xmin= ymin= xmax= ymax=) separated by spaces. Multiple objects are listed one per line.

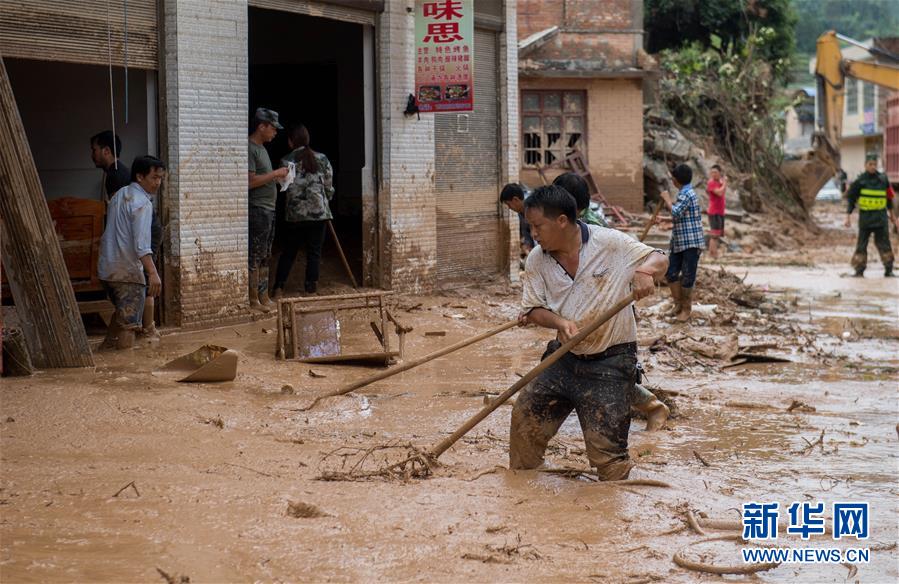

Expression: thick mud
xmin=2 ymin=234 xmax=897 ymax=582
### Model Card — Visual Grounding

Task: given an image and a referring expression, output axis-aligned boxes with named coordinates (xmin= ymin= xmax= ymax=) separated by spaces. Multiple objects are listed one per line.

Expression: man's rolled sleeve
xmin=132 ymin=200 xmax=153 ymax=258
xmin=520 ymin=251 xmax=548 ymax=313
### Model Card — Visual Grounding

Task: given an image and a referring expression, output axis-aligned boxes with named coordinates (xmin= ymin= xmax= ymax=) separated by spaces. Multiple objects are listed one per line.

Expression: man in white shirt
xmin=513 ymin=185 xmax=668 ymax=480
xmin=98 ymin=156 xmax=164 ymax=350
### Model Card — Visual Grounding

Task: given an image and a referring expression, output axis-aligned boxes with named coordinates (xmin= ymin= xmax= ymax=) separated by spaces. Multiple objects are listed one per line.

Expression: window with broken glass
xmin=521 ymin=91 xmax=586 ymax=168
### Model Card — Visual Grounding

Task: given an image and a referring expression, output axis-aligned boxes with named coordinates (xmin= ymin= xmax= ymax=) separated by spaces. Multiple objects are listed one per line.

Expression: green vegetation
xmin=658 ymin=29 xmax=805 ymax=214
xmin=645 ymin=0 xmax=797 ymax=79
xmin=789 ymin=0 xmax=899 ymax=87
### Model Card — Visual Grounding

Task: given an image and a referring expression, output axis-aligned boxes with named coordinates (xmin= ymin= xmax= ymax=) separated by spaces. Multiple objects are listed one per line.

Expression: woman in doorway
xmin=272 ymin=124 xmax=334 ymax=298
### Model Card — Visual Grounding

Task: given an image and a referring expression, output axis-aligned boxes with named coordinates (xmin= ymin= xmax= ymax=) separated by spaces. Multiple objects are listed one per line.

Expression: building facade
xmin=516 ymin=0 xmax=650 ymax=213
xmin=1 ymin=0 xmax=519 ymax=328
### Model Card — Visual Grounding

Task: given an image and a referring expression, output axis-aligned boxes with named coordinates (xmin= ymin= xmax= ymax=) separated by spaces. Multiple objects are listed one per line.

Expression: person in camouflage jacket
xmin=272 ymin=125 xmax=335 ymax=296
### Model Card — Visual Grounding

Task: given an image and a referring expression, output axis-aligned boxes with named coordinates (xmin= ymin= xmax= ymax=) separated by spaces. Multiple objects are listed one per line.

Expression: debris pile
xmin=643 ymin=109 xmax=748 ymax=214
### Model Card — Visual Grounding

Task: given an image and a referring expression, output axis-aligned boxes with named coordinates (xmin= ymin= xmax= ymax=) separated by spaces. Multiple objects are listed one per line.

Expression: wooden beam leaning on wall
xmin=0 ymin=57 xmax=94 ymax=368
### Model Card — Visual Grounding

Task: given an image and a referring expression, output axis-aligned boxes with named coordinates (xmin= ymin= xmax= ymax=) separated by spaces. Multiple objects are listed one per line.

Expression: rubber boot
xmin=851 ymin=252 xmax=866 ymax=277
xmin=665 ymin=281 xmax=682 ymax=317
xmin=675 ymin=287 xmax=693 ymax=322
xmin=115 ymin=327 xmax=137 ymax=350
xmin=259 ymin=266 xmax=275 ymax=308
xmin=139 ymin=296 xmax=161 ymax=342
xmin=304 ymin=280 xmax=317 ymax=295
xmin=100 ymin=319 xmax=121 ymax=350
xmin=248 ymin=269 xmax=270 ymax=312
xmin=259 ymin=289 xmax=275 ymax=308
xmin=634 ymin=397 xmax=670 ymax=431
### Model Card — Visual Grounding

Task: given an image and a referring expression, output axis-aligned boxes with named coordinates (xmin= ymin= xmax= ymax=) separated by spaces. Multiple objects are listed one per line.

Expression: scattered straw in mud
xmin=536 ymin=468 xmax=671 ymax=487
xmin=156 ymin=567 xmax=190 ymax=583
xmin=112 ymin=480 xmax=140 ymax=498
xmin=794 ymin=429 xmax=826 ymax=455
xmin=198 ymin=415 xmax=224 ymax=429
xmin=463 ymin=536 xmax=544 ymax=564
xmin=316 ymin=441 xmax=437 ymax=481
xmin=692 ymin=450 xmax=711 ymax=467
xmin=286 ymin=501 xmax=331 ymax=519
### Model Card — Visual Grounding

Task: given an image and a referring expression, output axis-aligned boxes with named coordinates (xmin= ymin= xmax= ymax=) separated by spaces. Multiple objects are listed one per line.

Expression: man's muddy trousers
xmin=509 ymin=340 xmax=637 ymax=480
xmin=852 ymin=211 xmax=894 ymax=275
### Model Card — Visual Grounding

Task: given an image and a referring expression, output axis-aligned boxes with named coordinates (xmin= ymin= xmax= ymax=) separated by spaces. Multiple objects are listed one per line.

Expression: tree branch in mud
xmin=112 ymin=481 xmax=140 ymax=498
xmin=673 ymin=534 xmax=781 ymax=575
xmin=795 ymin=429 xmax=825 ymax=455
xmin=316 ymin=441 xmax=437 ymax=482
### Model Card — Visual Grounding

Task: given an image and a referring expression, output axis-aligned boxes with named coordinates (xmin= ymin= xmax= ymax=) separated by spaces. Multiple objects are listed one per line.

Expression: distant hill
xmin=793 ymin=0 xmax=899 ymax=54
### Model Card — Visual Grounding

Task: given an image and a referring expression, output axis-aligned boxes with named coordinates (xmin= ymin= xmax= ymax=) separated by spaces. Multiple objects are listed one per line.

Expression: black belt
xmin=570 ymin=342 xmax=637 ymax=361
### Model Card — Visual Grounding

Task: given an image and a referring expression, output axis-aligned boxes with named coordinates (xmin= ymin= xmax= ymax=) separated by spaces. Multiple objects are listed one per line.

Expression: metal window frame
xmin=520 ymin=89 xmax=587 ymax=169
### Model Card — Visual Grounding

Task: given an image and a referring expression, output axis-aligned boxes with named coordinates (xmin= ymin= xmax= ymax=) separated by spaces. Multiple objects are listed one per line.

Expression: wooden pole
xmin=326 ymin=220 xmax=358 ymax=289
xmin=639 ymin=202 xmax=663 ymax=243
xmin=297 ymin=320 xmax=519 ymax=411
xmin=429 ymin=293 xmax=635 ymax=459
xmin=0 ymin=57 xmax=93 ymax=368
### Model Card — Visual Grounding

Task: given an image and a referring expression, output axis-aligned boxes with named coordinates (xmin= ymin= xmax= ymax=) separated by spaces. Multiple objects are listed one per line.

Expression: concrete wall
xmin=499 ymin=0 xmax=520 ymax=281
xmin=162 ymin=0 xmax=249 ymax=327
xmin=377 ymin=0 xmax=519 ymax=291
xmin=377 ymin=1 xmax=437 ymax=292
xmin=6 ymin=59 xmax=153 ymax=201
xmin=519 ymin=77 xmax=644 ymax=212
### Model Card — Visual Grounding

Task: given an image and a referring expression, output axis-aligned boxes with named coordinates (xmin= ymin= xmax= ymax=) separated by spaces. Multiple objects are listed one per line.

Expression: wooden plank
xmin=297 ymin=351 xmax=399 ymax=365
xmin=0 ymin=57 xmax=93 ymax=368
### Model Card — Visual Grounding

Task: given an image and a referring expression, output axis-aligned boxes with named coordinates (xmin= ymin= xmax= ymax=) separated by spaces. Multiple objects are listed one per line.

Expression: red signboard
xmin=414 ymin=0 xmax=474 ymax=113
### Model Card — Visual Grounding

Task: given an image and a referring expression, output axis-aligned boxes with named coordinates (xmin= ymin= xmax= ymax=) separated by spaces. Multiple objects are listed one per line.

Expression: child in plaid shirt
xmin=659 ymin=163 xmax=704 ymax=322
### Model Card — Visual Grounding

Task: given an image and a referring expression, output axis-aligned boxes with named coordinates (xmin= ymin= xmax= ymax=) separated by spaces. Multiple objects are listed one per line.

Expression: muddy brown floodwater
xmin=2 ymin=253 xmax=897 ymax=582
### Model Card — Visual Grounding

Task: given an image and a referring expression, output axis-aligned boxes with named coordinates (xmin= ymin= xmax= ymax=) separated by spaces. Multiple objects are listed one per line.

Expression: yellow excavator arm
xmin=815 ymin=31 xmax=899 ymax=147
xmin=783 ymin=31 xmax=899 ymax=208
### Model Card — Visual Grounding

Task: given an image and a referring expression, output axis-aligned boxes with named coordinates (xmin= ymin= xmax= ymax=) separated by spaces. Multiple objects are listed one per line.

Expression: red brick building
xmin=517 ymin=0 xmax=651 ymax=212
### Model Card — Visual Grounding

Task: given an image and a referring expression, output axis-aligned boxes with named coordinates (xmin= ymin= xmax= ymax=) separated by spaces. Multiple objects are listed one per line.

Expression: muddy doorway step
xmin=249 ymin=7 xmax=367 ymax=295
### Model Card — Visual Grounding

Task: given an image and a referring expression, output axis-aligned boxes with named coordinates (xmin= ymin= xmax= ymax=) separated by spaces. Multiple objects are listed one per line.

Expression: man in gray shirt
xmin=98 ymin=156 xmax=165 ymax=350
xmin=248 ymin=108 xmax=289 ymax=312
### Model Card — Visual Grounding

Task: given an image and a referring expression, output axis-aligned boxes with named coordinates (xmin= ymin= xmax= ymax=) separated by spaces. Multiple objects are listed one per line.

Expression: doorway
xmin=249 ymin=7 xmax=370 ymax=291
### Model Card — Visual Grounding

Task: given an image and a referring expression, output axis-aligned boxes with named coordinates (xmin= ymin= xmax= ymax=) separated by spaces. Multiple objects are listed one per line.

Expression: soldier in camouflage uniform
xmin=845 ymin=154 xmax=897 ymax=277
xmin=272 ymin=125 xmax=334 ymax=297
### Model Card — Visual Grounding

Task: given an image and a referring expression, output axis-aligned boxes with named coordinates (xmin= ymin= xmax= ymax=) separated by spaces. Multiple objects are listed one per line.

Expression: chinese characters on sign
xmin=414 ymin=0 xmax=474 ymax=112
xmin=742 ymin=501 xmax=870 ymax=541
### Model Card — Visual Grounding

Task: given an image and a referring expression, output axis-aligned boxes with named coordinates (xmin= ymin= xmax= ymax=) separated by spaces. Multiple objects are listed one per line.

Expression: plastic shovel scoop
xmin=156 ymin=344 xmax=239 ymax=382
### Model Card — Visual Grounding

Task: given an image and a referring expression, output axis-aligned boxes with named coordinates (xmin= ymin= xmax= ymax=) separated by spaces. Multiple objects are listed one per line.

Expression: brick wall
xmin=378 ymin=0 xmax=437 ymax=293
xmin=520 ymin=77 xmax=644 ymax=212
xmin=519 ymin=0 xmax=635 ymax=37
xmin=378 ymin=0 xmax=520 ymax=291
xmin=163 ymin=0 xmax=248 ymax=327
xmin=518 ymin=0 xmax=641 ymax=72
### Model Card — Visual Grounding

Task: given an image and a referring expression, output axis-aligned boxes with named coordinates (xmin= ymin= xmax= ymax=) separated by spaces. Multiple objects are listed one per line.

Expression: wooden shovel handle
xmin=639 ymin=202 xmax=663 ymax=243
xmin=429 ymin=293 xmax=636 ymax=459
xmin=297 ymin=320 xmax=519 ymax=411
